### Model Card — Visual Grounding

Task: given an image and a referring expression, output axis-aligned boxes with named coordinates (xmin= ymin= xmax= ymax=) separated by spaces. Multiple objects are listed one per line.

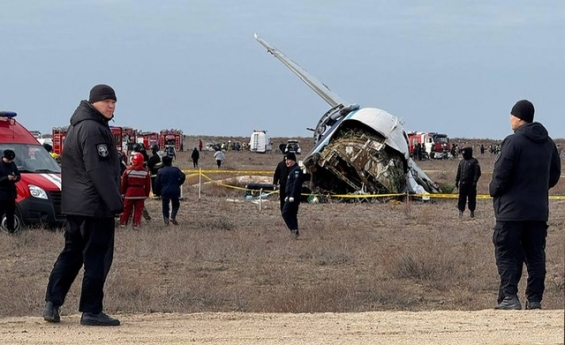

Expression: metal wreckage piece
xmin=255 ymin=34 xmax=441 ymax=198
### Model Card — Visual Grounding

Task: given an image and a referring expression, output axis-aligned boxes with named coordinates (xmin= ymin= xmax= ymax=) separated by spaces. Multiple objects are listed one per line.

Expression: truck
xmin=249 ymin=130 xmax=272 ymax=153
xmin=407 ymin=132 xmax=452 ymax=159
xmin=1 ymin=111 xmax=65 ymax=232
xmin=159 ymin=129 xmax=183 ymax=152
xmin=138 ymin=131 xmax=159 ymax=150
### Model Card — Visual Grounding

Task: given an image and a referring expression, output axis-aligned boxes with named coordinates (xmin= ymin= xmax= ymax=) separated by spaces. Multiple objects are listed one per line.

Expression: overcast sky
xmin=1 ymin=0 xmax=563 ymax=140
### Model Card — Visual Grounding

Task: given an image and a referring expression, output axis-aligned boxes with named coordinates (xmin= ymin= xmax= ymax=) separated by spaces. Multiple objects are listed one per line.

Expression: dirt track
xmin=0 ymin=310 xmax=563 ymax=345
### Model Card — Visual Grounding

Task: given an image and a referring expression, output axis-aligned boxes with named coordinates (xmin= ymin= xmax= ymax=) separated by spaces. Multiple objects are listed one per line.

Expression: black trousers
xmin=45 ymin=216 xmax=115 ymax=313
xmin=150 ymin=176 xmax=158 ymax=196
xmin=162 ymin=196 xmax=180 ymax=220
xmin=493 ymin=221 xmax=547 ymax=303
xmin=281 ymin=200 xmax=299 ymax=231
xmin=278 ymin=190 xmax=286 ymax=212
xmin=457 ymin=183 xmax=477 ymax=212
xmin=0 ymin=198 xmax=16 ymax=232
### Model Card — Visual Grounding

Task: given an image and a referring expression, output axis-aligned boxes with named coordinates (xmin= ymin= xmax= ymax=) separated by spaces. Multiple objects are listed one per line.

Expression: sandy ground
xmin=0 ymin=310 xmax=563 ymax=345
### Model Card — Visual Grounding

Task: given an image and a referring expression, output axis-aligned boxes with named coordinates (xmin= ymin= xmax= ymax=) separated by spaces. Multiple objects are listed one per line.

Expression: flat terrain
xmin=0 ymin=136 xmax=563 ymax=344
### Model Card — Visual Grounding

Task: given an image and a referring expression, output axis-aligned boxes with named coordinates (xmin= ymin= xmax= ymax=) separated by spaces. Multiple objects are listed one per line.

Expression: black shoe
xmin=470 ymin=211 xmax=475 ymax=218
xmin=80 ymin=312 xmax=120 ymax=326
xmin=495 ymin=295 xmax=521 ymax=310
xmin=42 ymin=301 xmax=60 ymax=323
xmin=458 ymin=210 xmax=463 ymax=218
xmin=170 ymin=219 xmax=179 ymax=225
xmin=164 ymin=218 xmax=169 ymax=226
xmin=526 ymin=301 xmax=542 ymax=310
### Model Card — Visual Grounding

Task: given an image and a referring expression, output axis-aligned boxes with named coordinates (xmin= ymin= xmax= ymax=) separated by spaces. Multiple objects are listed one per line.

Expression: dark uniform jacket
xmin=285 ymin=164 xmax=302 ymax=200
xmin=154 ymin=165 xmax=186 ymax=198
xmin=273 ymin=160 xmax=288 ymax=190
xmin=0 ymin=161 xmax=21 ymax=200
xmin=455 ymin=150 xmax=481 ymax=185
xmin=61 ymin=100 xmax=123 ymax=218
xmin=147 ymin=152 xmax=162 ymax=176
xmin=489 ymin=122 xmax=561 ymax=222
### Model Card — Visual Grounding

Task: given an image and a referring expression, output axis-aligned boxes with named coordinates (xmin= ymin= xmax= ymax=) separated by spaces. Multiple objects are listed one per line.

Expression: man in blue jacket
xmin=489 ymin=99 xmax=561 ymax=310
xmin=154 ymin=155 xmax=186 ymax=225
xmin=43 ymin=84 xmax=123 ymax=326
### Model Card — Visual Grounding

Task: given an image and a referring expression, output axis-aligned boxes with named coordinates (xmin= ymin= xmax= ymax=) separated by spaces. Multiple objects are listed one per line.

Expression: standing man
xmin=43 ymin=84 xmax=123 ymax=326
xmin=147 ymin=144 xmax=162 ymax=197
xmin=489 ymin=99 xmax=561 ymax=310
xmin=455 ymin=147 xmax=481 ymax=218
xmin=281 ymin=152 xmax=302 ymax=239
xmin=154 ymin=156 xmax=186 ymax=225
xmin=191 ymin=147 xmax=200 ymax=168
xmin=214 ymin=149 xmax=225 ymax=169
xmin=0 ymin=149 xmax=21 ymax=233
xmin=272 ymin=153 xmax=289 ymax=212
xmin=119 ymin=152 xmax=151 ymax=228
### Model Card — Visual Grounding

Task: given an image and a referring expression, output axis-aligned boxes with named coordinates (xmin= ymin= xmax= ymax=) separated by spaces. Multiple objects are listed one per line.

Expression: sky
xmin=1 ymin=0 xmax=563 ymax=140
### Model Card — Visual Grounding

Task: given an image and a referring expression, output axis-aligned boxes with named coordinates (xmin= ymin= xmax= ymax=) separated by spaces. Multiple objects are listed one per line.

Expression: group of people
xmin=35 ymin=85 xmax=559 ymax=328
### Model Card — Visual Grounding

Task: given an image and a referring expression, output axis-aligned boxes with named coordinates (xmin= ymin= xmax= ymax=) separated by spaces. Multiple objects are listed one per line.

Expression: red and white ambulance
xmin=0 ymin=111 xmax=65 ymax=232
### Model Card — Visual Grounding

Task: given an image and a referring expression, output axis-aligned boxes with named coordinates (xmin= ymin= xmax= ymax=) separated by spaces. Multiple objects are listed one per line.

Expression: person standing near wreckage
xmin=489 ymin=99 xmax=560 ymax=310
xmin=281 ymin=152 xmax=302 ymax=239
xmin=273 ymin=153 xmax=289 ymax=212
xmin=455 ymin=147 xmax=481 ymax=218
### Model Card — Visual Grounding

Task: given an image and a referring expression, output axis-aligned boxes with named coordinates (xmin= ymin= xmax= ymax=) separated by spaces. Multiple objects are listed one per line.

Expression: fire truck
xmin=407 ymin=132 xmax=452 ymax=159
xmin=138 ymin=131 xmax=159 ymax=149
xmin=159 ymin=128 xmax=183 ymax=152
xmin=52 ymin=126 xmax=68 ymax=155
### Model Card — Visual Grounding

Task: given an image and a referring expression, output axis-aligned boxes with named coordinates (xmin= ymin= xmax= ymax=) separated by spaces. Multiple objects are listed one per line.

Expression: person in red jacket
xmin=119 ymin=152 xmax=151 ymax=228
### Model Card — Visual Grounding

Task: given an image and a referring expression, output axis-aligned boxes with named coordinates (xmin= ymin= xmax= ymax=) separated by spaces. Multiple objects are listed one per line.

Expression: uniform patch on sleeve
xmin=294 ymin=170 xmax=300 ymax=177
xmin=97 ymin=144 xmax=109 ymax=158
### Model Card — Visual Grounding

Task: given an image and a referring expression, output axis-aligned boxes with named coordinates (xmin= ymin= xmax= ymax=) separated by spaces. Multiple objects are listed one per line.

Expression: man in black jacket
xmin=281 ymin=152 xmax=302 ymax=239
xmin=0 ymin=149 xmax=21 ymax=233
xmin=272 ymin=154 xmax=289 ymax=212
xmin=489 ymin=99 xmax=561 ymax=310
xmin=455 ymin=147 xmax=481 ymax=218
xmin=43 ymin=84 xmax=123 ymax=326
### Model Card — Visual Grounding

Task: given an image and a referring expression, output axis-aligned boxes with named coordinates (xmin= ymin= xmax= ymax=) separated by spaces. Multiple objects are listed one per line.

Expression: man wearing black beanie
xmin=489 ymin=99 xmax=561 ymax=310
xmin=43 ymin=84 xmax=122 ymax=326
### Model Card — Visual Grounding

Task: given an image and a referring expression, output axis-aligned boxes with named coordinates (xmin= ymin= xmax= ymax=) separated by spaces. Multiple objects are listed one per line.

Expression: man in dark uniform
xmin=489 ymin=99 xmax=561 ymax=310
xmin=281 ymin=152 xmax=302 ymax=239
xmin=147 ymin=144 xmax=162 ymax=198
xmin=455 ymin=147 xmax=481 ymax=218
xmin=43 ymin=84 xmax=123 ymax=326
xmin=272 ymin=153 xmax=289 ymax=212
xmin=0 ymin=149 xmax=21 ymax=233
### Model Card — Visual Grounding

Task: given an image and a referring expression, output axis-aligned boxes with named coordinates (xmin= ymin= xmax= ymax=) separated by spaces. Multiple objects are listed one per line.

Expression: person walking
xmin=281 ymin=152 xmax=302 ymax=239
xmin=43 ymin=84 xmax=123 ymax=326
xmin=191 ymin=147 xmax=200 ymax=168
xmin=214 ymin=149 xmax=225 ymax=169
xmin=198 ymin=139 xmax=203 ymax=152
xmin=455 ymin=147 xmax=481 ymax=218
xmin=272 ymin=153 xmax=289 ymax=212
xmin=154 ymin=156 xmax=186 ymax=225
xmin=489 ymin=99 xmax=561 ymax=310
xmin=147 ymin=144 xmax=162 ymax=198
xmin=119 ymin=152 xmax=151 ymax=228
xmin=0 ymin=149 xmax=21 ymax=233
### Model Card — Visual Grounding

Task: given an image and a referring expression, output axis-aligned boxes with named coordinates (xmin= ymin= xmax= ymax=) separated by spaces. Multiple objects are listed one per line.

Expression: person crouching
xmin=119 ymin=152 xmax=151 ymax=228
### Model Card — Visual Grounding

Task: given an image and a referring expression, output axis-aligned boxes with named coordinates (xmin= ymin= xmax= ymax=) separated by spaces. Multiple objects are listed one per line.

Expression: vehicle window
xmin=0 ymin=144 xmax=61 ymax=173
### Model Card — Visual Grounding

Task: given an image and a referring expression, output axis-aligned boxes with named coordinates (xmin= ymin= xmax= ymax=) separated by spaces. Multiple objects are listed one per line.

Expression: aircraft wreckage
xmin=255 ymin=34 xmax=441 ymax=197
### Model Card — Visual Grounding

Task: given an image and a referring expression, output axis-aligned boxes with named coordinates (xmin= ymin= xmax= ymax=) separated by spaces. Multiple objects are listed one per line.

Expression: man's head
xmin=2 ymin=149 xmax=15 ymax=163
xmin=89 ymin=84 xmax=117 ymax=120
xmin=285 ymin=152 xmax=296 ymax=167
xmin=162 ymin=156 xmax=173 ymax=166
xmin=460 ymin=147 xmax=473 ymax=159
xmin=510 ymin=99 xmax=534 ymax=131
xmin=131 ymin=152 xmax=144 ymax=167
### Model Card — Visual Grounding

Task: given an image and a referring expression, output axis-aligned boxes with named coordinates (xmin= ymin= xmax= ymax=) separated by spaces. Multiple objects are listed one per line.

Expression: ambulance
xmin=0 ymin=111 xmax=65 ymax=232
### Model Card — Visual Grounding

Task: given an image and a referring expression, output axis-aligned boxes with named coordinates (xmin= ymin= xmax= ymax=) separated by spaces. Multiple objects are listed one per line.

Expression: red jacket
xmin=121 ymin=165 xmax=151 ymax=199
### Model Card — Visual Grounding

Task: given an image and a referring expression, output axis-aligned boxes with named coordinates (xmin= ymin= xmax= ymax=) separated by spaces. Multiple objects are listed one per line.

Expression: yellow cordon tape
xmin=180 ymin=169 xmax=565 ymax=200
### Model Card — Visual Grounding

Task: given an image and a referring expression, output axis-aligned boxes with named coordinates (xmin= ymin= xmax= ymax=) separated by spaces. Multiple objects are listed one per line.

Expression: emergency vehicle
xmin=138 ymin=131 xmax=159 ymax=149
xmin=407 ymin=132 xmax=452 ymax=159
xmin=249 ymin=130 xmax=272 ymax=153
xmin=52 ymin=126 xmax=68 ymax=155
xmin=1 ymin=111 xmax=65 ymax=232
xmin=159 ymin=129 xmax=183 ymax=152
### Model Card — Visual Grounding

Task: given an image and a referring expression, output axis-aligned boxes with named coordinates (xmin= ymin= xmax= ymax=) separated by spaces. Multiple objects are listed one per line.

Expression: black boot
xmin=42 ymin=301 xmax=60 ymax=323
xmin=80 ymin=312 xmax=120 ymax=326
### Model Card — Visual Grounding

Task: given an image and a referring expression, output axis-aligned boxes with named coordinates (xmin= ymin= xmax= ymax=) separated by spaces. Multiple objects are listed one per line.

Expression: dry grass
xmin=0 ymin=136 xmax=563 ymax=317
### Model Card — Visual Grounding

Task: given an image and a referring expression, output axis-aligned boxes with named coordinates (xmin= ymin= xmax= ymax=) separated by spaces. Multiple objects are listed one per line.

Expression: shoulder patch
xmin=97 ymin=144 xmax=109 ymax=158
xmin=294 ymin=170 xmax=300 ymax=177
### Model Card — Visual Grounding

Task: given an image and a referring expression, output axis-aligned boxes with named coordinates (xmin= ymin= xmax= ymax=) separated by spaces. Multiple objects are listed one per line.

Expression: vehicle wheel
xmin=1 ymin=210 xmax=24 ymax=233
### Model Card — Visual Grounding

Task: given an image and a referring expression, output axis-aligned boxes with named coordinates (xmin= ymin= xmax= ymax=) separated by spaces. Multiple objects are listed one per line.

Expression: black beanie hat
xmin=285 ymin=152 xmax=297 ymax=161
xmin=89 ymin=84 xmax=117 ymax=103
xmin=3 ymin=149 xmax=15 ymax=160
xmin=511 ymin=100 xmax=534 ymax=123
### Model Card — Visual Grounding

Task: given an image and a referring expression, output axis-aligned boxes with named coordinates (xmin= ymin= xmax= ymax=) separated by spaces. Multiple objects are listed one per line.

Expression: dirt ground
xmin=0 ymin=310 xmax=563 ymax=345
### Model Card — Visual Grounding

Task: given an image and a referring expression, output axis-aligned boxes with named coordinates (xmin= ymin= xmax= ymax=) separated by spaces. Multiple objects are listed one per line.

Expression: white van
xmin=249 ymin=130 xmax=272 ymax=153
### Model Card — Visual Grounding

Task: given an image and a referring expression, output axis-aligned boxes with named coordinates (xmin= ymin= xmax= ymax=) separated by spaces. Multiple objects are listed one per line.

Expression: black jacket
xmin=285 ymin=164 xmax=302 ymax=200
xmin=455 ymin=150 xmax=481 ymax=185
xmin=273 ymin=159 xmax=288 ymax=190
xmin=154 ymin=165 xmax=186 ymax=198
xmin=489 ymin=122 xmax=561 ymax=221
xmin=61 ymin=101 xmax=123 ymax=217
xmin=147 ymin=152 xmax=162 ymax=175
xmin=0 ymin=161 xmax=21 ymax=200
xmin=191 ymin=149 xmax=199 ymax=161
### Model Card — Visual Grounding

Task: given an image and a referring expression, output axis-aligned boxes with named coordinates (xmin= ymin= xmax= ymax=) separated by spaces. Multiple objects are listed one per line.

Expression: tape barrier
xmin=179 ymin=168 xmax=565 ymax=201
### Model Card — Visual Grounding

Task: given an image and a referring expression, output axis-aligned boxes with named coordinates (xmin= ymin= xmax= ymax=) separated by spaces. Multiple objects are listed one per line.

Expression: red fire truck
xmin=52 ymin=126 xmax=68 ymax=155
xmin=159 ymin=128 xmax=183 ymax=151
xmin=138 ymin=131 xmax=159 ymax=149
xmin=407 ymin=132 xmax=451 ymax=159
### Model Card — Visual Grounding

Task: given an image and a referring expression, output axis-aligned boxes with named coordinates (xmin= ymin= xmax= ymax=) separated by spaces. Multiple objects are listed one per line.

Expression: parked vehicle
xmin=407 ymin=132 xmax=452 ymax=159
xmin=1 ymin=111 xmax=65 ymax=232
xmin=249 ymin=130 xmax=272 ymax=153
